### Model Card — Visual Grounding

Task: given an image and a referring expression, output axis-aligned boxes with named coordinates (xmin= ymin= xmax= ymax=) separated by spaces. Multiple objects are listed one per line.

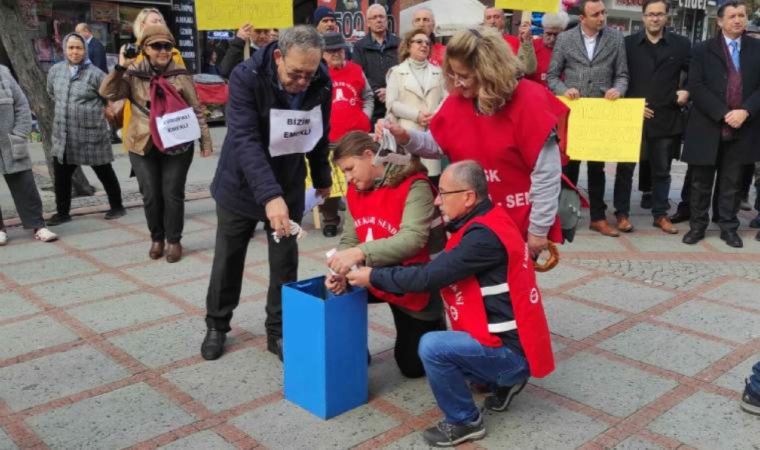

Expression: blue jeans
xmin=750 ymin=361 xmax=760 ymax=395
xmin=418 ymin=331 xmax=529 ymax=424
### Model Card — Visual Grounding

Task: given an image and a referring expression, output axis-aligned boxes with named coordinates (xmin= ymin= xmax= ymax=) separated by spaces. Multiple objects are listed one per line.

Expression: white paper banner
xmin=269 ymin=105 xmax=323 ymax=157
xmin=155 ymin=107 xmax=201 ymax=148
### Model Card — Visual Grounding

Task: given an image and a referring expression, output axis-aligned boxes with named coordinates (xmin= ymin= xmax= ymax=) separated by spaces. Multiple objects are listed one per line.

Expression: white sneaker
xmin=34 ymin=228 xmax=58 ymax=242
xmin=0 ymin=230 xmax=7 ymax=246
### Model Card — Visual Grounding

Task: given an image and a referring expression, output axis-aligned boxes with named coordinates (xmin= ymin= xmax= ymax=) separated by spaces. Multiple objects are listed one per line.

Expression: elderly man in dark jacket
xmin=352 ymin=3 xmax=400 ymax=125
xmin=202 ymin=26 xmax=332 ymax=361
xmin=681 ymin=0 xmax=760 ymax=248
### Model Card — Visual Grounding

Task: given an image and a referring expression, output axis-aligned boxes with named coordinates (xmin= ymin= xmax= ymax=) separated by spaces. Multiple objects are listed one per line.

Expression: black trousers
xmin=205 ymin=204 xmax=298 ymax=338
xmin=643 ymin=137 xmax=679 ymax=218
xmin=1 ymin=170 xmax=45 ymax=229
xmin=677 ymin=164 xmax=719 ymax=217
xmin=639 ymin=160 xmax=652 ymax=193
xmin=129 ymin=149 xmax=193 ymax=243
xmin=318 ymin=197 xmax=341 ymax=227
xmin=563 ymin=160 xmax=636 ymax=220
xmin=370 ymin=294 xmax=446 ymax=379
xmin=688 ymin=140 xmax=744 ymax=233
xmin=54 ymin=157 xmax=122 ymax=216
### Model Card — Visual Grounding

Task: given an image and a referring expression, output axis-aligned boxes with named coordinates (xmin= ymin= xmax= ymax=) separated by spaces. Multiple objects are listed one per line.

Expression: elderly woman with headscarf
xmin=46 ymin=32 xmax=125 ymax=226
xmin=0 ymin=65 xmax=57 ymax=245
xmin=100 ymin=25 xmax=212 ymax=263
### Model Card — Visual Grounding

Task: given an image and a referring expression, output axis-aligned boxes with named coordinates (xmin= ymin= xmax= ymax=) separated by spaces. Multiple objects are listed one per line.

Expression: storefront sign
xmin=18 ymin=0 xmax=40 ymax=31
xmin=319 ymin=0 xmax=400 ymax=43
xmin=678 ymin=0 xmax=707 ymax=10
xmin=612 ymin=0 xmax=646 ymax=12
xmin=195 ymin=0 xmax=293 ymax=30
xmin=172 ymin=0 xmax=198 ymax=72
xmin=91 ymin=2 xmax=118 ymax=23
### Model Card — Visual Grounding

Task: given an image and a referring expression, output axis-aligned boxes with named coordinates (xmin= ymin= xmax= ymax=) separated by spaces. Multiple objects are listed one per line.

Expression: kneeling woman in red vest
xmin=347 ymin=160 xmax=554 ymax=448
xmin=379 ymin=27 xmax=569 ymax=260
xmin=326 ymin=131 xmax=446 ymax=378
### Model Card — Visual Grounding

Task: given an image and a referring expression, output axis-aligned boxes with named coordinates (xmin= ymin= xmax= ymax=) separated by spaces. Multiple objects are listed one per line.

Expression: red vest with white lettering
xmin=429 ymin=42 xmax=446 ymax=67
xmin=441 ymin=206 xmax=555 ymax=378
xmin=526 ymin=39 xmax=553 ymax=86
xmin=429 ymin=79 xmax=568 ymax=243
xmin=346 ymin=172 xmax=433 ymax=311
xmin=328 ymin=61 xmax=371 ymax=143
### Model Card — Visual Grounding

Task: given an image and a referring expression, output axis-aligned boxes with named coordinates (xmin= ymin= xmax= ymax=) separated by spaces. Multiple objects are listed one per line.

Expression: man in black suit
xmin=75 ymin=23 xmax=107 ymax=73
xmin=625 ymin=0 xmax=690 ymax=234
xmin=681 ymin=0 xmax=760 ymax=248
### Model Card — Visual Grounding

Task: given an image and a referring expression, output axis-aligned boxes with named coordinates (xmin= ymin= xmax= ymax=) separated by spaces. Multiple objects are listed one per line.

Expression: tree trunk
xmin=0 ymin=0 xmax=95 ymax=196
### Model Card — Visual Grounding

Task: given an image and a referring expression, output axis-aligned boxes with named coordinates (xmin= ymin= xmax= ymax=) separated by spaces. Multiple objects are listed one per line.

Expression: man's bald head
xmin=75 ymin=23 xmax=92 ymax=38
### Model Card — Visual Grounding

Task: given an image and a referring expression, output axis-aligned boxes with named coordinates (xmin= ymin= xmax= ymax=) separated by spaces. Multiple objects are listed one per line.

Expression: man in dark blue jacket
xmin=202 ymin=26 xmax=332 ymax=361
xmin=75 ymin=23 xmax=107 ymax=73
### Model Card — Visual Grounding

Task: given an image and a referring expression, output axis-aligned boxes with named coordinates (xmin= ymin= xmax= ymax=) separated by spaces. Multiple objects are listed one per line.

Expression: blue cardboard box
xmin=282 ymin=276 xmax=368 ymax=419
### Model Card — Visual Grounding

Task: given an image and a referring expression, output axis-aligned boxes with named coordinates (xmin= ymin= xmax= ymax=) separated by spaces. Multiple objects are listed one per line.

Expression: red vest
xmin=504 ymin=34 xmax=520 ymax=55
xmin=328 ymin=61 xmax=371 ymax=143
xmin=429 ymin=79 xmax=569 ymax=243
xmin=526 ymin=39 xmax=553 ymax=86
xmin=429 ymin=42 xmax=446 ymax=67
xmin=441 ymin=206 xmax=555 ymax=378
xmin=346 ymin=172 xmax=433 ymax=311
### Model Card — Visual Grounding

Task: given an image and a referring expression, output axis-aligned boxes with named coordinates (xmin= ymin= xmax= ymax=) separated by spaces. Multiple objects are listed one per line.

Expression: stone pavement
xmin=1 ymin=153 xmax=760 ymax=448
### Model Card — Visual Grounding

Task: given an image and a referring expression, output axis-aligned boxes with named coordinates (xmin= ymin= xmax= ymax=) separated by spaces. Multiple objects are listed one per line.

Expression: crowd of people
xmin=1 ymin=0 xmax=759 ymax=446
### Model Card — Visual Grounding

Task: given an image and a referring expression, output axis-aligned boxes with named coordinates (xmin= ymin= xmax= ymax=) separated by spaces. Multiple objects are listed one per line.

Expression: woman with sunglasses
xmin=100 ymin=25 xmax=213 ymax=263
xmin=379 ymin=27 xmax=569 ymax=259
xmin=385 ymin=28 xmax=446 ymax=185
xmin=326 ymin=131 xmax=446 ymax=378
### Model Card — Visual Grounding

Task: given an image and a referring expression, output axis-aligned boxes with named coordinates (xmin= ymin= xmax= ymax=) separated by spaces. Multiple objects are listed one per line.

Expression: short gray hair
xmin=447 ymin=160 xmax=489 ymax=202
xmin=542 ymin=11 xmax=570 ymax=30
xmin=367 ymin=3 xmax=387 ymax=17
xmin=278 ymin=25 xmax=324 ymax=57
xmin=414 ymin=7 xmax=434 ymax=18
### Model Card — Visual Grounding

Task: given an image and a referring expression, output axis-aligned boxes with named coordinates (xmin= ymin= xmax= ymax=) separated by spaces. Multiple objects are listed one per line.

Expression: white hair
xmin=542 ymin=11 xmax=570 ymax=30
xmin=367 ymin=3 xmax=387 ymax=17
xmin=413 ymin=7 xmax=434 ymax=18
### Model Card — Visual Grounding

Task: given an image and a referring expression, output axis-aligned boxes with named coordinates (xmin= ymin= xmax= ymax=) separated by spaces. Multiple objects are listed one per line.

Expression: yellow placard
xmin=195 ymin=0 xmax=293 ymax=31
xmin=494 ymin=0 xmax=559 ymax=14
xmin=305 ymin=157 xmax=348 ymax=199
xmin=559 ymin=97 xmax=646 ymax=163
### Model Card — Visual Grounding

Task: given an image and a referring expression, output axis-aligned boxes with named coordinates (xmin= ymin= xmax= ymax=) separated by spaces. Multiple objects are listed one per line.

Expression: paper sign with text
xmin=494 ymin=0 xmax=559 ymax=13
xmin=558 ymin=97 xmax=645 ymax=163
xmin=195 ymin=0 xmax=293 ymax=30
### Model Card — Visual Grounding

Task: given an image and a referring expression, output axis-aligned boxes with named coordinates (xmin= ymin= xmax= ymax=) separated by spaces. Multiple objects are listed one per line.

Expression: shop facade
xmin=604 ymin=0 xmax=718 ymax=42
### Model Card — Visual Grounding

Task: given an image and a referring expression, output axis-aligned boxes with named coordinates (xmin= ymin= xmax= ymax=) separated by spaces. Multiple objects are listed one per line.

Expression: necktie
xmin=730 ymin=40 xmax=740 ymax=70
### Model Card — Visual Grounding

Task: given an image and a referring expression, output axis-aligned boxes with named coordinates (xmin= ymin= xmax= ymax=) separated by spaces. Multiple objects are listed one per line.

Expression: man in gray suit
xmin=547 ymin=0 xmax=630 ymax=237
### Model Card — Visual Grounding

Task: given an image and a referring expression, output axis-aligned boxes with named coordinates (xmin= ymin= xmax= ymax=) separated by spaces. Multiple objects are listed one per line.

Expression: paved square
xmin=648 ymin=391 xmax=760 ymax=450
xmin=1 ymin=255 xmax=99 ymax=285
xmin=534 ymin=352 xmax=679 ymax=417
xmin=714 ymin=352 xmax=760 ymax=393
xmin=60 ymin=228 xmax=143 ymax=251
xmin=0 ymin=291 xmax=40 ymax=321
xmin=701 ymin=279 xmax=760 ymax=310
xmin=230 ymin=399 xmax=400 ymax=449
xmin=29 ymin=273 xmax=139 ymax=307
xmin=566 ymin=276 xmax=674 ymax=313
xmin=163 ymin=348 xmax=282 ymax=413
xmin=598 ymin=323 xmax=734 ymax=376
xmin=0 ymin=316 xmax=79 ymax=360
xmin=66 ymin=293 xmax=183 ymax=333
xmin=124 ymin=257 xmax=213 ymax=286
xmin=543 ymin=296 xmax=626 ymax=341
xmin=0 ymin=345 xmax=128 ymax=411
xmin=108 ymin=318 xmax=205 ymax=368
xmin=0 ymin=240 xmax=65 ymax=264
xmin=159 ymin=430 xmax=235 ymax=450
xmin=658 ymin=300 xmax=759 ymax=343
xmin=27 ymin=383 xmax=195 ymax=449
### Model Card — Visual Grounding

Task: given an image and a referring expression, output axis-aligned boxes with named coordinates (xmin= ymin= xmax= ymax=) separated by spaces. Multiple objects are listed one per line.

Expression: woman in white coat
xmin=385 ymin=27 xmax=446 ymax=184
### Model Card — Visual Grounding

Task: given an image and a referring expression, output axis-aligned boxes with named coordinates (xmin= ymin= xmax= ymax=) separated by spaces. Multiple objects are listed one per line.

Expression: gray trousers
xmin=0 ymin=169 xmax=45 ymax=229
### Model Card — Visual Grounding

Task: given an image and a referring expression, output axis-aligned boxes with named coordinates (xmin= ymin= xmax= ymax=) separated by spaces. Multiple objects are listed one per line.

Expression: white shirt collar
xmin=723 ymin=33 xmax=741 ymax=51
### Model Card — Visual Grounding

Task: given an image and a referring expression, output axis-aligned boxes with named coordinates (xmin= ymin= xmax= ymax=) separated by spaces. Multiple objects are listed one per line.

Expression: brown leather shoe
xmin=653 ymin=216 xmax=678 ymax=234
xmin=589 ymin=219 xmax=620 ymax=237
xmin=166 ymin=242 xmax=182 ymax=263
xmin=149 ymin=241 xmax=165 ymax=260
xmin=615 ymin=214 xmax=634 ymax=232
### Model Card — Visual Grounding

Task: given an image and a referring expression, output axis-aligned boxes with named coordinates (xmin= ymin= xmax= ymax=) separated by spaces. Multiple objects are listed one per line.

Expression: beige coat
xmin=385 ymin=59 xmax=446 ymax=176
xmin=99 ymin=59 xmax=212 ymax=156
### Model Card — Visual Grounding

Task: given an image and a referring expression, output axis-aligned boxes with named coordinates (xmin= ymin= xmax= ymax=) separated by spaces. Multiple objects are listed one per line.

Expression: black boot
xmin=201 ymin=329 xmax=226 ymax=360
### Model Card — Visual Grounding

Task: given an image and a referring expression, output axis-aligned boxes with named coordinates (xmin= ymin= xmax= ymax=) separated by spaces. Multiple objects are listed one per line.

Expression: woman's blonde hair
xmin=443 ymin=27 xmax=522 ymax=115
xmin=133 ymin=8 xmax=165 ymax=41
xmin=398 ymin=27 xmax=430 ymax=62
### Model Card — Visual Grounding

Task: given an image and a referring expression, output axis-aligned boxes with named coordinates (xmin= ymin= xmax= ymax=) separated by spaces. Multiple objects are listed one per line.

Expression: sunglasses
xmin=148 ymin=42 xmax=174 ymax=52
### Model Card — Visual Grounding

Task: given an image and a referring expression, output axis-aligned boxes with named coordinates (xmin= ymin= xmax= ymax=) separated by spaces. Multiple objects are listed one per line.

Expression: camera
xmin=124 ymin=43 xmax=139 ymax=59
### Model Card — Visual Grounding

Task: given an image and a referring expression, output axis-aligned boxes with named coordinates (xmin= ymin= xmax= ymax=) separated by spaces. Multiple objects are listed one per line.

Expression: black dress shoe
xmin=720 ymin=230 xmax=743 ymax=248
xmin=682 ymin=229 xmax=705 ymax=245
xmin=201 ymin=329 xmax=226 ymax=360
xmin=267 ymin=335 xmax=283 ymax=361
xmin=322 ymin=224 xmax=338 ymax=238
xmin=104 ymin=207 xmax=126 ymax=220
xmin=47 ymin=214 xmax=72 ymax=226
xmin=669 ymin=209 xmax=690 ymax=224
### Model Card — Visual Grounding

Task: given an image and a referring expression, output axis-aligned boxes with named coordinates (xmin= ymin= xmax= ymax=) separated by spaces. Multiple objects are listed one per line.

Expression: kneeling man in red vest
xmin=347 ymin=160 xmax=555 ymax=447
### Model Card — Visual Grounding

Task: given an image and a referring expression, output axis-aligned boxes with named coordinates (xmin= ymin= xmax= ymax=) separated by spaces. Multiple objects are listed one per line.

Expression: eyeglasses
xmin=446 ymin=72 xmax=475 ymax=87
xmin=644 ymin=12 xmax=667 ymax=18
xmin=410 ymin=39 xmax=430 ymax=46
xmin=282 ymin=58 xmax=318 ymax=83
xmin=148 ymin=42 xmax=174 ymax=52
xmin=437 ymin=188 xmax=470 ymax=197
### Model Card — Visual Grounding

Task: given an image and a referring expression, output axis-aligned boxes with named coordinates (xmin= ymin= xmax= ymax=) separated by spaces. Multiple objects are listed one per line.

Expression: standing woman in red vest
xmin=325 ymin=131 xmax=446 ymax=378
xmin=317 ymin=32 xmax=375 ymax=237
xmin=379 ymin=27 xmax=568 ymax=259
